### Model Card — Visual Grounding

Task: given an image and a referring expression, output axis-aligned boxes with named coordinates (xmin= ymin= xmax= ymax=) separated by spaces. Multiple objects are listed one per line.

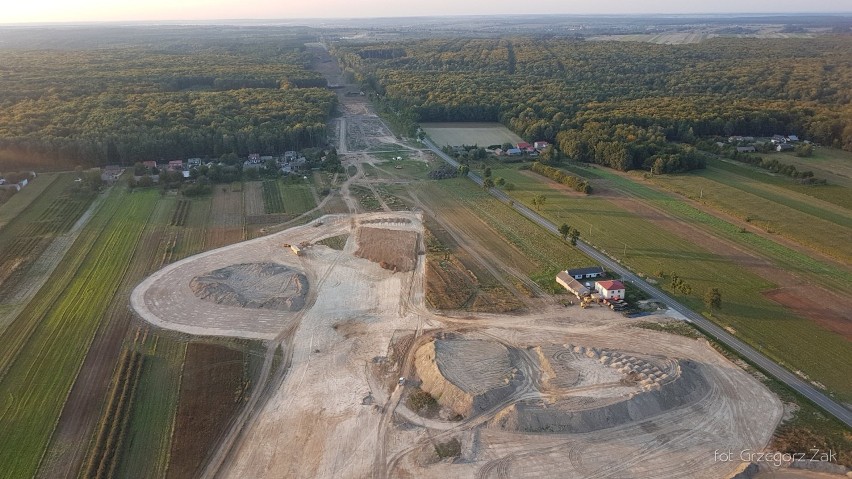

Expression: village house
xmin=534 ymin=141 xmax=549 ymax=150
xmin=187 ymin=158 xmax=202 ymax=167
xmin=142 ymin=160 xmax=157 ymax=169
xmin=168 ymin=160 xmax=184 ymax=171
xmin=506 ymin=148 xmax=522 ymax=156
xmin=595 ymin=280 xmax=625 ymax=300
xmin=776 ymin=143 xmax=794 ymax=152
xmin=516 ymin=142 xmax=531 ymax=150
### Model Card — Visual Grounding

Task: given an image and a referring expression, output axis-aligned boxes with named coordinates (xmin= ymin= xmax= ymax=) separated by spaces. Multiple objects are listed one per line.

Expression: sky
xmin=2 ymin=0 xmax=850 ymax=23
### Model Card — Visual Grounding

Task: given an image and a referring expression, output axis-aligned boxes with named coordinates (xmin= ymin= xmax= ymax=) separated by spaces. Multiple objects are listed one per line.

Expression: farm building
xmin=506 ymin=148 xmax=522 ymax=156
xmin=556 ymin=271 xmax=590 ymax=298
xmin=187 ymin=158 xmax=202 ymax=166
xmin=566 ymin=266 xmax=604 ymax=280
xmin=736 ymin=146 xmax=756 ymax=153
xmin=248 ymin=153 xmax=261 ymax=162
xmin=776 ymin=143 xmax=794 ymax=152
xmin=101 ymin=165 xmax=123 ymax=183
xmin=595 ymin=280 xmax=625 ymax=300
xmin=771 ymin=135 xmax=787 ymax=144
xmin=786 ymin=135 xmax=799 ymax=142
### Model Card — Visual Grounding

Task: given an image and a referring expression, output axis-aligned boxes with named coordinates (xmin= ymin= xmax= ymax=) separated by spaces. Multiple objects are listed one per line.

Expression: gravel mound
xmin=190 ymin=262 xmax=308 ymax=311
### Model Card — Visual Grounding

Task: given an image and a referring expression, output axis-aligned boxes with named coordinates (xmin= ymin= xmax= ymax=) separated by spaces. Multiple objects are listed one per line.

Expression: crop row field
xmin=416 ymin=178 xmax=590 ymax=287
xmin=0 ymin=172 xmax=59 ymax=231
xmin=644 ymin=163 xmax=852 ymax=265
xmin=710 ymin=158 xmax=852 ymax=210
xmin=0 ymin=187 xmax=158 ymax=478
xmin=489 ymin=166 xmax=852 ymax=401
xmin=0 ymin=174 xmax=95 ymax=301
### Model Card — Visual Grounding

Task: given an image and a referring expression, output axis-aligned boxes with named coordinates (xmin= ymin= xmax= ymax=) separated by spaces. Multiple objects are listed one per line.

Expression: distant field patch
xmin=587 ymin=33 xmax=712 ymax=44
xmin=422 ymin=122 xmax=523 ymax=147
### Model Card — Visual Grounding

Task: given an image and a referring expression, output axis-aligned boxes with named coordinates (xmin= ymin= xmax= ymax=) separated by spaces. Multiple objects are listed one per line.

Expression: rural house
xmin=736 ymin=146 xmax=756 ymax=153
xmin=168 ymin=160 xmax=184 ymax=171
xmin=506 ymin=148 xmax=522 ymax=156
xmin=566 ymin=266 xmax=605 ymax=280
xmin=534 ymin=141 xmax=549 ymax=150
xmin=516 ymin=142 xmax=531 ymax=150
xmin=776 ymin=143 xmax=794 ymax=152
xmin=595 ymin=280 xmax=625 ymax=300
xmin=142 ymin=160 xmax=157 ymax=169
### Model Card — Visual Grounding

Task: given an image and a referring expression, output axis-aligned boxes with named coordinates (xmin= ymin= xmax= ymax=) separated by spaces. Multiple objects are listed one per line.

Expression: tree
xmin=484 ymin=167 xmax=492 ymax=178
xmin=504 ymin=182 xmax=515 ymax=191
xmin=531 ymin=194 xmax=546 ymax=210
xmin=559 ymin=223 xmax=570 ymax=240
xmin=569 ymin=228 xmax=580 ymax=246
xmin=458 ymin=165 xmax=469 ymax=176
xmin=482 ymin=177 xmax=495 ymax=189
xmin=495 ymin=177 xmax=505 ymax=187
xmin=704 ymin=288 xmax=722 ymax=310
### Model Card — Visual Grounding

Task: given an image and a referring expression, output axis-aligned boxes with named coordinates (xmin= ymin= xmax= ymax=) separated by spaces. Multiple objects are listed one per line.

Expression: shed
xmin=556 ymin=271 xmax=590 ymax=298
xmin=566 ymin=266 xmax=605 ymax=280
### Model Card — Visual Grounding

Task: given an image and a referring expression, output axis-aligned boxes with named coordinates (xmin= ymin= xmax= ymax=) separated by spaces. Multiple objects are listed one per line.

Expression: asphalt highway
xmin=424 ymin=137 xmax=852 ymax=428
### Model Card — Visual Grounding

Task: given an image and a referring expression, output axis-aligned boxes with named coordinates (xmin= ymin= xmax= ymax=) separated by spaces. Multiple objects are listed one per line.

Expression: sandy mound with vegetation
xmin=190 ymin=262 xmax=308 ymax=311
xmin=414 ymin=338 xmax=517 ymax=417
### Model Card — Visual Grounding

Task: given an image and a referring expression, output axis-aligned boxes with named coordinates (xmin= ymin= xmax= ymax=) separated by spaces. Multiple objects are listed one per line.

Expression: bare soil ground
xmin=354 ymin=226 xmax=419 ymax=272
xmin=208 ymin=185 xmax=245 ymax=249
xmin=133 ymin=208 xmax=782 ymax=479
xmin=166 ymin=342 xmax=245 ymax=479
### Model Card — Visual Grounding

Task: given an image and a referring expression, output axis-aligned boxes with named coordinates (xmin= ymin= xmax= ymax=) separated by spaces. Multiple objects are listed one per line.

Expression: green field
xmin=115 ymin=332 xmax=186 ymax=479
xmin=770 ymin=147 xmax=852 ymax=188
xmin=280 ymin=183 xmax=317 ymax=215
xmin=644 ymin=164 xmax=852 ymax=264
xmin=421 ymin=122 xmax=523 ymax=147
xmin=489 ymin=165 xmax=852 ymax=400
xmin=0 ymin=187 xmax=158 ymax=478
xmin=0 ymin=173 xmax=59 ymax=231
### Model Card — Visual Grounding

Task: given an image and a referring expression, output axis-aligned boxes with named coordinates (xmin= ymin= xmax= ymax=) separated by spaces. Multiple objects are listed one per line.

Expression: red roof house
xmin=595 ymin=280 xmax=625 ymax=300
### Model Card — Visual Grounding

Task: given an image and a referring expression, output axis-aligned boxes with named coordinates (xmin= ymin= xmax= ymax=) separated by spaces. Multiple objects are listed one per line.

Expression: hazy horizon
xmin=3 ymin=1 xmax=851 ymax=25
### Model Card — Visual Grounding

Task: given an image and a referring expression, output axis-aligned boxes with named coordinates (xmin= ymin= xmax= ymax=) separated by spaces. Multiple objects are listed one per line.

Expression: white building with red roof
xmin=595 ymin=280 xmax=625 ymax=300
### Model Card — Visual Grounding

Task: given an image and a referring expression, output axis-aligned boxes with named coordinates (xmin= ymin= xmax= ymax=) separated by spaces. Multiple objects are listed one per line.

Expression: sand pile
xmin=415 ymin=339 xmax=517 ymax=417
xmin=190 ymin=262 xmax=308 ymax=311
xmin=491 ymin=359 xmax=710 ymax=434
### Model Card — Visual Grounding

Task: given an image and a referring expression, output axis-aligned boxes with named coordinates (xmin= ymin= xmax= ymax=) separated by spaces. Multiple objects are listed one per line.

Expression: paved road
xmin=423 ymin=138 xmax=852 ymax=428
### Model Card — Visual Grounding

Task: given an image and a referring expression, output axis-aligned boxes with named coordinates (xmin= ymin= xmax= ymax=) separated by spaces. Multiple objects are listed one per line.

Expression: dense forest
xmin=0 ymin=28 xmax=336 ymax=169
xmin=335 ymin=36 xmax=852 ymax=171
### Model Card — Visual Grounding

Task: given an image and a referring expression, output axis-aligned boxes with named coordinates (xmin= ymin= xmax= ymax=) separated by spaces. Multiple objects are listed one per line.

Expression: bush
xmin=406 ymin=387 xmax=438 ymax=413
xmin=434 ymin=438 xmax=462 ymax=459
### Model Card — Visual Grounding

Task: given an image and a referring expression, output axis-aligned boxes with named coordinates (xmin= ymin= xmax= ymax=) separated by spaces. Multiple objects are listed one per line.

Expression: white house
xmin=595 ymin=280 xmax=625 ymax=300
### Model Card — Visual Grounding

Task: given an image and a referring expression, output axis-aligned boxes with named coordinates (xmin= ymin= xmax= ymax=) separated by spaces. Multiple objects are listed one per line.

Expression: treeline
xmin=0 ymin=34 xmax=336 ymax=168
xmin=557 ymin=123 xmax=705 ymax=173
xmin=529 ymin=162 xmax=591 ymax=194
xmin=725 ymin=152 xmax=824 ymax=183
xmin=336 ymin=35 xmax=852 ymax=156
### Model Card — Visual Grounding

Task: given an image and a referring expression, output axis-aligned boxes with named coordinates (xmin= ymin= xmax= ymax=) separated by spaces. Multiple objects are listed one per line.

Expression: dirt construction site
xmin=128 ymin=49 xmax=786 ymax=478
xmin=131 ymin=208 xmax=782 ymax=478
